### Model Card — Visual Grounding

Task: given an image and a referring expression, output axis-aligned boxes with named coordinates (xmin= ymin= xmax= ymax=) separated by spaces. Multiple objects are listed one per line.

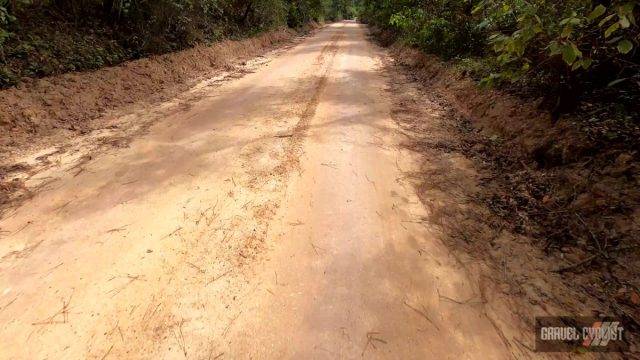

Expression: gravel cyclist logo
xmin=536 ymin=317 xmax=628 ymax=352
xmin=582 ymin=321 xmax=624 ymax=347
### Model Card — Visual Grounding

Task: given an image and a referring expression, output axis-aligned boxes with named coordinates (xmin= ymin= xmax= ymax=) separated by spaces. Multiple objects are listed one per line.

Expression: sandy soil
xmin=0 ymin=27 xmax=316 ymax=214
xmin=0 ymin=22 xmax=578 ymax=359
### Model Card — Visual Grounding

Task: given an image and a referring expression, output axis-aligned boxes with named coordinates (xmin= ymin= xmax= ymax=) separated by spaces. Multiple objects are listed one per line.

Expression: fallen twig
xmin=222 ymin=311 xmax=242 ymax=337
xmin=173 ymin=319 xmax=188 ymax=358
xmin=0 ymin=294 xmax=20 ymax=315
xmin=106 ymin=224 xmax=129 ymax=233
xmin=11 ymin=221 xmax=33 ymax=235
xmin=100 ymin=344 xmax=114 ymax=360
xmin=436 ymin=288 xmax=483 ymax=305
xmin=159 ymin=227 xmax=182 ymax=240
xmin=310 ymin=242 xmax=326 ymax=255
xmin=106 ymin=274 xmax=145 ymax=297
xmin=320 ymin=162 xmax=338 ymax=169
xmin=361 ymin=331 xmax=387 ymax=356
xmin=207 ymin=269 xmax=232 ymax=285
xmin=32 ymin=291 xmax=73 ymax=325
xmin=187 ymin=262 xmax=206 ymax=274
xmin=403 ymin=300 xmax=439 ymax=329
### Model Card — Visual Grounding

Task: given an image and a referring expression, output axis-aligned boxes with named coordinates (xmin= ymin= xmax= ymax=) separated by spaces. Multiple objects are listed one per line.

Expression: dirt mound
xmin=385 ymin=42 xmax=640 ymax=345
xmin=0 ymin=28 xmax=297 ymax=151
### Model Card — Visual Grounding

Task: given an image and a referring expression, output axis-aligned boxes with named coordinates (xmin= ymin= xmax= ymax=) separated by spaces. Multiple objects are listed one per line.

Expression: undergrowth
xmin=0 ymin=0 xmax=360 ymax=88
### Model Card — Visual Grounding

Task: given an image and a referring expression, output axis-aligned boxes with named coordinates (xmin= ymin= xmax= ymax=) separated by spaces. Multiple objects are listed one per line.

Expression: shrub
xmin=362 ymin=0 xmax=639 ymax=114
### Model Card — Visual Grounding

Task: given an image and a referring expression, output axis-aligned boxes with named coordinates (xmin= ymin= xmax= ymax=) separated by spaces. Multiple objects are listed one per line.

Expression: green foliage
xmin=327 ymin=0 xmax=360 ymax=21
xmin=0 ymin=0 xmax=352 ymax=88
xmin=389 ymin=6 xmax=484 ymax=58
xmin=362 ymin=0 xmax=639 ymax=112
xmin=0 ymin=0 xmax=15 ymax=48
xmin=477 ymin=0 xmax=639 ymax=85
xmin=364 ymin=0 xmax=486 ymax=58
xmin=288 ymin=0 xmax=327 ymax=26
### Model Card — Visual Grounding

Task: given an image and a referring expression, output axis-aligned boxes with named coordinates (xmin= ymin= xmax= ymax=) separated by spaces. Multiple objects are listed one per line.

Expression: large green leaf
xmin=605 ymin=22 xmax=620 ymax=37
xmin=617 ymin=39 xmax=633 ymax=54
xmin=619 ymin=15 xmax=630 ymax=28
xmin=560 ymin=43 xmax=580 ymax=64
xmin=587 ymin=4 xmax=606 ymax=21
xmin=599 ymin=14 xmax=615 ymax=27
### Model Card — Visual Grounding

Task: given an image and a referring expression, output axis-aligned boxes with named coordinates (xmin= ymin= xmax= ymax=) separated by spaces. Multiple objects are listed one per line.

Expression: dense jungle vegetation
xmin=361 ymin=0 xmax=639 ymax=121
xmin=1 ymin=0 xmax=638 ymax=120
xmin=0 ymin=0 xmax=358 ymax=88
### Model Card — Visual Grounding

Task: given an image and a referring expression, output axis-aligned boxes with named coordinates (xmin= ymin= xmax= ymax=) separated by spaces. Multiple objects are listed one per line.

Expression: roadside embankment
xmin=380 ymin=34 xmax=640 ymax=347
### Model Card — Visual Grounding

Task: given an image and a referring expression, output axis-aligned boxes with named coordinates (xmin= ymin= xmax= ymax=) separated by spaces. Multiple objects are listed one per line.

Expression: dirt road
xmin=0 ymin=22 xmax=534 ymax=359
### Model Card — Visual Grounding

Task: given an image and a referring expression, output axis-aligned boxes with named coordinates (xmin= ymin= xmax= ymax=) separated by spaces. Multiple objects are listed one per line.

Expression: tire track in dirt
xmin=212 ymin=22 xmax=529 ymax=358
xmin=84 ymin=25 xmax=348 ymax=359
